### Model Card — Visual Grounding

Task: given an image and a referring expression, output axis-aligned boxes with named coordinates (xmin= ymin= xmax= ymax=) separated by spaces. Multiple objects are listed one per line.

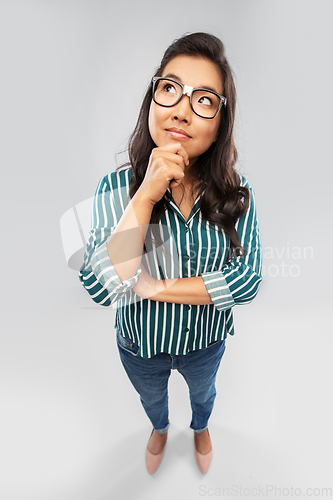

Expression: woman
xmin=79 ymin=32 xmax=262 ymax=474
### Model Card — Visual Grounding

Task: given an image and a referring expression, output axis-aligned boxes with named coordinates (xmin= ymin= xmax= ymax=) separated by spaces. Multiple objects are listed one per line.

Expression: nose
xmin=171 ymin=94 xmax=192 ymax=123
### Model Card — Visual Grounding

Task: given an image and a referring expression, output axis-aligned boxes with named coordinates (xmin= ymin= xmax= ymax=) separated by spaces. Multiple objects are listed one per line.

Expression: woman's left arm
xmin=133 ymin=182 xmax=262 ymax=309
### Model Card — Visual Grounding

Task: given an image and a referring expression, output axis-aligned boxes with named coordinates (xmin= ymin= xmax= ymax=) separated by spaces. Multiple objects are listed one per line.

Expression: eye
xmin=163 ymin=83 xmax=177 ymax=94
xmin=198 ymin=95 xmax=213 ymax=107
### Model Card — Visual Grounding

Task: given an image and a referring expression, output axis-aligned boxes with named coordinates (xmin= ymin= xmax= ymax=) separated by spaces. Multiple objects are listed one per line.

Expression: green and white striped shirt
xmin=79 ymin=166 xmax=262 ymax=358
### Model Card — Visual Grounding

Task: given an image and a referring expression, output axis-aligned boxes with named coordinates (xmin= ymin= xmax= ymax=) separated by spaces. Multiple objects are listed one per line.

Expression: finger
xmin=156 ymin=142 xmax=189 ymax=166
xmin=169 ymin=178 xmax=183 ymax=188
xmin=154 ymin=151 xmax=187 ymax=170
xmin=163 ymin=160 xmax=185 ymax=187
xmin=175 ymin=145 xmax=189 ymax=167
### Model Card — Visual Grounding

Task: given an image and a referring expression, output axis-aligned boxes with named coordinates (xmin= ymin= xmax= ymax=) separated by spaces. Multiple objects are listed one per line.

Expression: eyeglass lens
xmin=153 ymin=79 xmax=220 ymax=119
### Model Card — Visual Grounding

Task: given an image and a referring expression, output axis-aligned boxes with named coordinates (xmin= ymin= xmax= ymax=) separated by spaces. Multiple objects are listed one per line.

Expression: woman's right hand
xmin=137 ymin=142 xmax=189 ymax=205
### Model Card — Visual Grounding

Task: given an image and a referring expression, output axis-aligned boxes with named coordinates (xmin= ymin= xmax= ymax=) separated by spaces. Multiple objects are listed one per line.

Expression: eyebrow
xmin=163 ymin=73 xmax=221 ymax=94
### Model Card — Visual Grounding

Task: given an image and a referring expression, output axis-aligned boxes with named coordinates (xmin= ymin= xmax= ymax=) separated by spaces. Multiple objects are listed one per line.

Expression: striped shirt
xmin=79 ymin=166 xmax=262 ymax=358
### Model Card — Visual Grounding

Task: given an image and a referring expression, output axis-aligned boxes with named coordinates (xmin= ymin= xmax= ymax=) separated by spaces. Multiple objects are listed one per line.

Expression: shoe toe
xmin=145 ymin=447 xmax=165 ymax=474
xmin=195 ymin=448 xmax=213 ymax=474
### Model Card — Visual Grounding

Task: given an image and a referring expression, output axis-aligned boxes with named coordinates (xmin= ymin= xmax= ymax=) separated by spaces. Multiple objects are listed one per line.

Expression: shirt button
xmin=187 ymin=305 xmax=191 ymax=311
xmin=185 ymin=328 xmax=189 ymax=333
xmin=184 ymin=255 xmax=190 ymax=261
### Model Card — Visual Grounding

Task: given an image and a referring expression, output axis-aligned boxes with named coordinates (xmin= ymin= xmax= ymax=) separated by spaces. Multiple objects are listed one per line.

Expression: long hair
xmin=117 ymin=32 xmax=249 ymax=258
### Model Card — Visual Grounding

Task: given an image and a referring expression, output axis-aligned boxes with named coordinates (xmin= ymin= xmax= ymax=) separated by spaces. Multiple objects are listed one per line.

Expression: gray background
xmin=0 ymin=1 xmax=332 ymax=499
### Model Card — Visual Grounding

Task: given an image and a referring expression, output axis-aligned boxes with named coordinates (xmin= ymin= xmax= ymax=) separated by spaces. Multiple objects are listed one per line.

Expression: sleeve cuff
xmin=201 ymin=270 xmax=235 ymax=311
xmin=90 ymin=240 xmax=142 ymax=294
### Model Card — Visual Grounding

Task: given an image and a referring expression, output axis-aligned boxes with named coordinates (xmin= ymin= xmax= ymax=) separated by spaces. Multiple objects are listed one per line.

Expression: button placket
xmin=185 ymin=221 xmax=191 ymax=233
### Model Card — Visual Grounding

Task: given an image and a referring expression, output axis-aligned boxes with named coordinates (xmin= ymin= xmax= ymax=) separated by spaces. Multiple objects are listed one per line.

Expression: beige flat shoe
xmin=194 ymin=429 xmax=213 ymax=474
xmin=145 ymin=429 xmax=168 ymax=474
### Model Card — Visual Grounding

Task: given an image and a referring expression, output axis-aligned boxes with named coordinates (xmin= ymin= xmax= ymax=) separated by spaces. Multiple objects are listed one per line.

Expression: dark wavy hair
xmin=117 ymin=32 xmax=249 ymax=258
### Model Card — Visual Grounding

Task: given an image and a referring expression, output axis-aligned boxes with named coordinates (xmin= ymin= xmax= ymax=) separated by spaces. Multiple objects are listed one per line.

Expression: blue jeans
xmin=116 ymin=329 xmax=226 ymax=434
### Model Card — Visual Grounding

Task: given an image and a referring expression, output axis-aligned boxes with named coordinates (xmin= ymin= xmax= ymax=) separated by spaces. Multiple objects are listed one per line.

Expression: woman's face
xmin=148 ymin=55 xmax=223 ymax=167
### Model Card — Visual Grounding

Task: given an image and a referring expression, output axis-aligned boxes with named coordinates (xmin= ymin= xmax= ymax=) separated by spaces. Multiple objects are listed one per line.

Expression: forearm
xmin=149 ymin=276 xmax=213 ymax=305
xmin=107 ymin=190 xmax=154 ymax=282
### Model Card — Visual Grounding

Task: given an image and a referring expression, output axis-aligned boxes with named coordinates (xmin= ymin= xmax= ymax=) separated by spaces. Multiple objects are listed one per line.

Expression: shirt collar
xmin=166 ymin=187 xmax=205 ymax=224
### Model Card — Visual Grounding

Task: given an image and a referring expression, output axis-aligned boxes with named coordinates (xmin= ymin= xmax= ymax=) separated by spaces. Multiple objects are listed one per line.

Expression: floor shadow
xmin=77 ymin=424 xmax=297 ymax=500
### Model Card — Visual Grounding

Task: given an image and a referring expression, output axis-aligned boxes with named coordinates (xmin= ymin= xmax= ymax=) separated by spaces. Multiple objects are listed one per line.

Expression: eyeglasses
xmin=151 ymin=76 xmax=227 ymax=119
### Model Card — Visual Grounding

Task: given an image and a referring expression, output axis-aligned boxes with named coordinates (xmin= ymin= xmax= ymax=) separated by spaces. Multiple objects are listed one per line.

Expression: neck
xmin=182 ymin=160 xmax=200 ymax=187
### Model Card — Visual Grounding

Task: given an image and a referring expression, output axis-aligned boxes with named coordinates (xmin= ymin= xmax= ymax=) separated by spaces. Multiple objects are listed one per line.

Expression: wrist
xmin=134 ymin=188 xmax=156 ymax=209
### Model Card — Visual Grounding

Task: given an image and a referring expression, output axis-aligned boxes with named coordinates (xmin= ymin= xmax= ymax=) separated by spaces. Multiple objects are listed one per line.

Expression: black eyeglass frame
xmin=151 ymin=76 xmax=227 ymax=119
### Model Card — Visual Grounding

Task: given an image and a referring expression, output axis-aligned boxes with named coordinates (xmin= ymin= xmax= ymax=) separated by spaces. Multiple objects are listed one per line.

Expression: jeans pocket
xmin=116 ymin=329 xmax=140 ymax=356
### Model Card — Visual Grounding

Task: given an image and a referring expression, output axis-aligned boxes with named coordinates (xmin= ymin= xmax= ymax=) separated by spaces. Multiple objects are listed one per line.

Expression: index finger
xmin=159 ymin=142 xmax=189 ymax=166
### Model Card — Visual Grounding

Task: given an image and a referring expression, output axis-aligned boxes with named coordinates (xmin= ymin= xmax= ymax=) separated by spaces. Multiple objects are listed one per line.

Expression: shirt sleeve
xmin=78 ymin=174 xmax=142 ymax=306
xmin=201 ymin=178 xmax=262 ymax=312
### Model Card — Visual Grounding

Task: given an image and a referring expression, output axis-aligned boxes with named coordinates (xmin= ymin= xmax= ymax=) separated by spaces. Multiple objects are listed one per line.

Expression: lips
xmin=165 ymin=127 xmax=191 ymax=139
